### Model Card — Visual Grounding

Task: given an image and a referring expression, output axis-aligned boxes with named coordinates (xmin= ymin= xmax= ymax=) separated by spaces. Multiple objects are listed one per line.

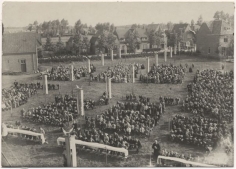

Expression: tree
xmin=167 ymin=22 xmax=174 ymax=31
xmin=44 ymin=36 xmax=54 ymax=51
xmin=33 ymin=21 xmax=38 ymax=26
xmin=110 ymin=24 xmax=115 ymax=33
xmin=88 ymin=25 xmax=96 ymax=34
xmin=147 ymin=29 xmax=161 ymax=49
xmin=97 ymin=32 xmax=108 ymax=53
xmin=106 ymin=32 xmax=117 ymax=53
xmin=2 ymin=23 xmax=4 ymax=35
xmin=213 ymin=11 xmax=220 ymax=20
xmin=72 ymin=33 xmax=84 ymax=56
xmin=95 ymin=23 xmax=110 ymax=32
xmin=125 ymin=29 xmax=140 ymax=53
xmin=82 ymin=36 xmax=91 ymax=55
xmin=28 ymin=24 xmax=33 ymax=32
xmin=55 ymin=36 xmax=65 ymax=55
xmin=191 ymin=19 xmax=195 ymax=29
xmin=197 ymin=15 xmax=203 ymax=25
xmin=75 ymin=20 xmax=83 ymax=34
xmin=131 ymin=24 xmax=138 ymax=29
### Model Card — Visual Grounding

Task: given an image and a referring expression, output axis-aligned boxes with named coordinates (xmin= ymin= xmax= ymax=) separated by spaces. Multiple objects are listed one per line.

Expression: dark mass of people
xmin=170 ymin=115 xmax=231 ymax=151
xmin=2 ymin=82 xmax=41 ymax=111
xmin=72 ymin=126 xmax=142 ymax=154
xmin=21 ymin=94 xmax=96 ymax=126
xmin=140 ymin=64 xmax=186 ymax=84
xmin=183 ymin=69 xmax=233 ymax=122
xmin=94 ymin=62 xmax=139 ymax=83
xmin=86 ymin=96 xmax=165 ymax=136
xmin=39 ymin=64 xmax=96 ymax=81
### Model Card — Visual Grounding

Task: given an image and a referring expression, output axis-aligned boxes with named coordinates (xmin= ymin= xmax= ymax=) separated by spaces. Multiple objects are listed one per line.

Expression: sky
xmin=2 ymin=1 xmax=235 ymax=27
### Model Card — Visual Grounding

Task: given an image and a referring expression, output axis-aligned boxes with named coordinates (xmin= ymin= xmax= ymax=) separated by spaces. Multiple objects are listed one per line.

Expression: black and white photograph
xmin=1 ymin=1 xmax=234 ymax=167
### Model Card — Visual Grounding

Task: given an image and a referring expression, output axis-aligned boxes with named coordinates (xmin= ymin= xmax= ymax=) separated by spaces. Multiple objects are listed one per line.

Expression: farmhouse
xmin=196 ymin=19 xmax=234 ymax=57
xmin=2 ymin=32 xmax=41 ymax=73
xmin=114 ymin=27 xmax=150 ymax=54
xmin=172 ymin=24 xmax=196 ymax=50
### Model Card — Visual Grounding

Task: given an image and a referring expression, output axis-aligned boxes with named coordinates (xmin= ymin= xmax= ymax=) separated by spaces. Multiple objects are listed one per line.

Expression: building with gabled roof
xmin=2 ymin=32 xmax=41 ymax=73
xmin=196 ymin=19 xmax=234 ymax=57
xmin=114 ymin=27 xmax=149 ymax=54
xmin=171 ymin=23 xmax=196 ymax=50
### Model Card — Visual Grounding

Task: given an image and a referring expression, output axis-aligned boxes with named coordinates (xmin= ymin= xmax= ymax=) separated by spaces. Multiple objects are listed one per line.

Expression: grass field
xmin=1 ymin=54 xmax=234 ymax=167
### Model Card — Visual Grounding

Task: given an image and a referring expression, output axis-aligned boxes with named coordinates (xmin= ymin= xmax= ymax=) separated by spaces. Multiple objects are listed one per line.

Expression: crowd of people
xmin=94 ymin=62 xmax=139 ymax=83
xmin=2 ymin=82 xmax=41 ymax=111
xmin=21 ymin=94 xmax=96 ymax=126
xmin=39 ymin=64 xmax=96 ymax=81
xmin=72 ymin=127 xmax=142 ymax=153
xmin=140 ymin=64 xmax=186 ymax=84
xmin=183 ymin=69 xmax=234 ymax=122
xmin=170 ymin=115 xmax=230 ymax=151
xmin=84 ymin=96 xmax=165 ymax=136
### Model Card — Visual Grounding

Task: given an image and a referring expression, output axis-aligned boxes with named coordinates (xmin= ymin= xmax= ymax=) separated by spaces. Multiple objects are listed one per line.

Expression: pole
xmin=80 ymin=89 xmax=84 ymax=116
xmin=155 ymin=53 xmax=158 ymax=66
xmin=132 ymin=64 xmax=135 ymax=83
xmin=106 ymin=147 xmax=107 ymax=165
xmin=101 ymin=54 xmax=104 ymax=66
xmin=146 ymin=57 xmax=150 ymax=73
xmin=88 ymin=59 xmax=91 ymax=73
xmin=108 ymin=78 xmax=112 ymax=99
xmin=111 ymin=49 xmax=113 ymax=61
xmin=43 ymin=74 xmax=48 ymax=94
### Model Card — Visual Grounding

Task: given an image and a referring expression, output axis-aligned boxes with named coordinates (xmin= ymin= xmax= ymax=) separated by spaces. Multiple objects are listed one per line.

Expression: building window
xmin=224 ymin=38 xmax=228 ymax=42
xmin=137 ymin=44 xmax=140 ymax=50
xmin=208 ymin=47 xmax=211 ymax=54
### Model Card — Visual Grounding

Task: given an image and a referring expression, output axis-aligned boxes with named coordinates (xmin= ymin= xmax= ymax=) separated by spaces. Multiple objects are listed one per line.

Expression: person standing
xmin=152 ymin=139 xmax=161 ymax=161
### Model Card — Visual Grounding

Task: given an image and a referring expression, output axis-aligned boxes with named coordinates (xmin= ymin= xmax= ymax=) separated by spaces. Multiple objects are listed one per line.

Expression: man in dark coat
xmin=152 ymin=139 xmax=161 ymax=160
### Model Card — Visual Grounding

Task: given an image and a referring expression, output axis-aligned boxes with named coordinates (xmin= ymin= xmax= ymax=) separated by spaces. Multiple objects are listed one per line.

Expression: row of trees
xmin=213 ymin=11 xmax=234 ymax=24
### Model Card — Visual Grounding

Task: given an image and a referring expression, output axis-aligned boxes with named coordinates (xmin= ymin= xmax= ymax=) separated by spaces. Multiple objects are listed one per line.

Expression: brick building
xmin=2 ymin=32 xmax=41 ymax=73
xmin=196 ymin=20 xmax=234 ymax=57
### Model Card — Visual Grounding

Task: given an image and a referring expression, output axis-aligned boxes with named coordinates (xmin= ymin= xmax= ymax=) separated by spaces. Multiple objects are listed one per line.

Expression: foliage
xmin=125 ymin=29 xmax=141 ymax=53
xmin=75 ymin=20 xmax=83 ymax=34
xmin=197 ymin=15 xmax=203 ymax=26
xmin=28 ymin=24 xmax=33 ymax=32
xmin=167 ymin=22 xmax=174 ymax=31
xmin=106 ymin=32 xmax=117 ymax=51
xmin=131 ymin=24 xmax=138 ymax=29
xmin=213 ymin=10 xmax=234 ymax=25
xmin=147 ymin=29 xmax=162 ymax=49
xmin=228 ymin=38 xmax=234 ymax=56
xmin=71 ymin=33 xmax=84 ymax=56
xmin=44 ymin=36 xmax=54 ymax=51
xmin=82 ymin=36 xmax=91 ymax=55
xmin=54 ymin=36 xmax=65 ymax=55
xmin=96 ymin=32 xmax=108 ymax=53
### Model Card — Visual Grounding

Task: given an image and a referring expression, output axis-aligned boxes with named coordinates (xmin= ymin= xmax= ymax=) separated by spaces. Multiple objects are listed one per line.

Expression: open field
xmin=2 ymin=54 xmax=234 ymax=167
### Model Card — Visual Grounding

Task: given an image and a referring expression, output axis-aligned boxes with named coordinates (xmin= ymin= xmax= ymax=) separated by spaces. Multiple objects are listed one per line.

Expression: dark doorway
xmin=21 ymin=59 xmax=26 ymax=72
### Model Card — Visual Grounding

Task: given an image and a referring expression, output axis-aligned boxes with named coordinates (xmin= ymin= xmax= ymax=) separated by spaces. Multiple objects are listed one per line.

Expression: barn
xmin=2 ymin=32 xmax=41 ymax=73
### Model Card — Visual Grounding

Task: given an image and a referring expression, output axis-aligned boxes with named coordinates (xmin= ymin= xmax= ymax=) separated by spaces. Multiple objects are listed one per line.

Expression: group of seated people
xmin=140 ymin=64 xmax=186 ymax=84
xmin=84 ymin=97 xmax=165 ymax=137
xmin=39 ymin=64 xmax=96 ymax=81
xmin=159 ymin=96 xmax=181 ymax=106
xmin=20 ymin=94 xmax=96 ymax=126
xmin=161 ymin=149 xmax=196 ymax=161
xmin=2 ymin=82 xmax=41 ymax=111
xmin=94 ymin=62 xmax=139 ymax=83
xmin=72 ymin=127 xmax=142 ymax=153
xmin=170 ymin=115 xmax=230 ymax=151
xmin=183 ymin=69 xmax=234 ymax=122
